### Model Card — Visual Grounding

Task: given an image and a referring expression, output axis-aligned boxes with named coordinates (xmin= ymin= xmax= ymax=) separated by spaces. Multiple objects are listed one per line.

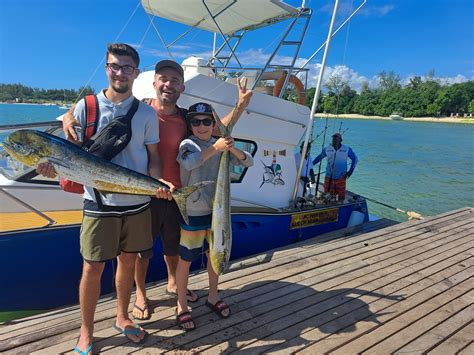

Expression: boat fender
xmin=347 ymin=210 xmax=365 ymax=227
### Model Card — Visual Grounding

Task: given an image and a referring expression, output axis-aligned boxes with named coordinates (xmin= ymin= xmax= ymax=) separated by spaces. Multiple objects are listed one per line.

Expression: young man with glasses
xmin=38 ymin=43 xmax=173 ymax=353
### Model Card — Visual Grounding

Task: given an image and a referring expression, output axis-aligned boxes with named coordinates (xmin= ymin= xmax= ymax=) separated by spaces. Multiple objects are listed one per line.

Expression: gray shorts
xmin=139 ymin=198 xmax=181 ymax=259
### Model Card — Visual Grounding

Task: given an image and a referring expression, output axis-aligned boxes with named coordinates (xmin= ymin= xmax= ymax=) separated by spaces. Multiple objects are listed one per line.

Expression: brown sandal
xmin=176 ymin=309 xmax=196 ymax=331
xmin=205 ymin=300 xmax=231 ymax=318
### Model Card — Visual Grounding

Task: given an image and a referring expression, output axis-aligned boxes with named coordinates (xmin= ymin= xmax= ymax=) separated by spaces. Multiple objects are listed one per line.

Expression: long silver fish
xmin=2 ymin=129 xmax=212 ymax=224
xmin=208 ymin=107 xmax=239 ymax=275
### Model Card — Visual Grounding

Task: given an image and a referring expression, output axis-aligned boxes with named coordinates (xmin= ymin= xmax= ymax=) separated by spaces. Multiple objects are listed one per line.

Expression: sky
xmin=1 ymin=0 xmax=473 ymax=92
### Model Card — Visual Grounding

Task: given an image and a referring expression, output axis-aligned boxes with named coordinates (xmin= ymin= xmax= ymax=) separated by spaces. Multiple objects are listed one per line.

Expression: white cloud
xmin=138 ymin=44 xmax=471 ymax=91
xmin=321 ymin=2 xmax=395 ymax=18
xmin=360 ymin=4 xmax=395 ymax=17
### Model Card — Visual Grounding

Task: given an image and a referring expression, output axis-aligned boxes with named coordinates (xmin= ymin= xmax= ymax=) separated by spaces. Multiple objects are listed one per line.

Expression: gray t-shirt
xmin=74 ymin=90 xmax=159 ymax=206
xmin=177 ymin=135 xmax=253 ymax=216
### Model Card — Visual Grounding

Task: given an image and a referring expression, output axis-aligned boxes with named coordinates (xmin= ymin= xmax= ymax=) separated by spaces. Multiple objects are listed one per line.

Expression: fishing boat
xmin=0 ymin=0 xmax=369 ymax=317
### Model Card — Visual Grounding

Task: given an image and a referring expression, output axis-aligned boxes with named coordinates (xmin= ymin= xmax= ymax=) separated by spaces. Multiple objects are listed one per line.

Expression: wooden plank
xmin=457 ymin=341 xmax=474 ymax=355
xmin=229 ymin=252 xmax=473 ymax=354
xmin=397 ymin=309 xmax=474 ymax=354
xmin=12 ymin=217 xmax=472 ymax=354
xmin=127 ymin=233 xmax=472 ymax=353
xmin=427 ymin=321 xmax=474 ymax=355
xmin=363 ymin=293 xmax=473 ymax=354
xmin=204 ymin=249 xmax=472 ymax=354
xmin=315 ymin=278 xmax=473 ymax=355
xmin=0 ymin=219 xmax=393 ymax=336
xmin=2 ymin=208 xmax=471 ymax=354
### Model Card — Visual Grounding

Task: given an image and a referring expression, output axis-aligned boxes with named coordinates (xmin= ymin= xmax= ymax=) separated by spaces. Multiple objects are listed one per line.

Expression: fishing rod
xmin=314 ymin=115 xmax=330 ymax=195
xmin=359 ymin=195 xmax=424 ymax=220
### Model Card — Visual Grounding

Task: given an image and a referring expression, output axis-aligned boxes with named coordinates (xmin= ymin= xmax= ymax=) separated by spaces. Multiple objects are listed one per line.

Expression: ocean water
xmin=1 ymin=103 xmax=473 ymax=222
xmin=310 ymin=117 xmax=474 ymax=221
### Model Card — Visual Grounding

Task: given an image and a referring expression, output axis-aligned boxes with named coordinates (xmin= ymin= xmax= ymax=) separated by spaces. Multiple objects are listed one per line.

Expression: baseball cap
xmin=154 ymin=59 xmax=184 ymax=78
xmin=186 ymin=102 xmax=214 ymax=119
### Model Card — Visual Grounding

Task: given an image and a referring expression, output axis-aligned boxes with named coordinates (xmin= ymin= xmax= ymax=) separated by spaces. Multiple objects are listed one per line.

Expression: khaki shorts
xmin=80 ymin=208 xmax=153 ymax=262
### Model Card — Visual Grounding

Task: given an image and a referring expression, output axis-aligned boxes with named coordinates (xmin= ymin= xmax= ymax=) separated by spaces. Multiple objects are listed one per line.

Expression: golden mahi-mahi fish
xmin=208 ymin=107 xmax=240 ymax=275
xmin=2 ymin=129 xmax=212 ymax=224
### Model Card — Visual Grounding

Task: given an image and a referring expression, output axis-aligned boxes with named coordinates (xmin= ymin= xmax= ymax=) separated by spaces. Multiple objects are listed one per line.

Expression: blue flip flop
xmin=73 ymin=339 xmax=92 ymax=355
xmin=112 ymin=324 xmax=148 ymax=344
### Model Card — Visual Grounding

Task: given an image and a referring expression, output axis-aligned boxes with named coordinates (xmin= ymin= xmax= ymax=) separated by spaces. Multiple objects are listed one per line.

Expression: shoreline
xmin=315 ymin=113 xmax=474 ymax=124
xmin=2 ymin=102 xmax=472 ymax=124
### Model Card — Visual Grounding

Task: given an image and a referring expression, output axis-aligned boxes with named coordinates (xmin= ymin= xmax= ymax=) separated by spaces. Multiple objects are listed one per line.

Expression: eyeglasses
xmin=106 ymin=63 xmax=136 ymax=75
xmin=189 ymin=118 xmax=213 ymax=127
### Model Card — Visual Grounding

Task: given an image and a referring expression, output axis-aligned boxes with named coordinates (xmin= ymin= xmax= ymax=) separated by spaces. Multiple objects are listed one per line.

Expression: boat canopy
xmin=141 ymin=0 xmax=299 ymax=35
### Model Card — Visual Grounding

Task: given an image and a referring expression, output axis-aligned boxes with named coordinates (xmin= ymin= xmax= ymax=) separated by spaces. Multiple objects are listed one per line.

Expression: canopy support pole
xmin=291 ymin=0 xmax=340 ymax=204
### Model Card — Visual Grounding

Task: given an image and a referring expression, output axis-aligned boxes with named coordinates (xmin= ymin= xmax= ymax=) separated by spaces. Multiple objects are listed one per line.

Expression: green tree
xmin=468 ymin=99 xmax=474 ymax=113
xmin=377 ymin=70 xmax=401 ymax=92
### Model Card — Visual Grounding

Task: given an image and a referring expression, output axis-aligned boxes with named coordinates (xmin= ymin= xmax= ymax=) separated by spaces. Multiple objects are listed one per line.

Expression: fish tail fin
xmin=211 ymin=106 xmax=232 ymax=136
xmin=172 ymin=180 xmax=214 ymax=225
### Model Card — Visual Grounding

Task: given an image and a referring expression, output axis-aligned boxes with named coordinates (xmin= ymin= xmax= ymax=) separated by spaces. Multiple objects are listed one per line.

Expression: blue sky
xmin=1 ymin=0 xmax=473 ymax=91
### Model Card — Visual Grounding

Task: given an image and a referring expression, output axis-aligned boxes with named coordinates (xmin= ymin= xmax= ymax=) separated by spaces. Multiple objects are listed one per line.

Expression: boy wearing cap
xmin=174 ymin=102 xmax=253 ymax=330
xmin=312 ymin=133 xmax=358 ymax=201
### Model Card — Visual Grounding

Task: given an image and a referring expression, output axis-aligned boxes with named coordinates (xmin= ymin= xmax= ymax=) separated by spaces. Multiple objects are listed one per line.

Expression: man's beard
xmin=157 ymin=90 xmax=179 ymax=104
xmin=111 ymin=80 xmax=130 ymax=94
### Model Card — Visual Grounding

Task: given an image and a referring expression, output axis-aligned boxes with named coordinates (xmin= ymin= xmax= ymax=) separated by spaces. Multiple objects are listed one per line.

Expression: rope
xmin=360 ymin=195 xmax=423 ymax=220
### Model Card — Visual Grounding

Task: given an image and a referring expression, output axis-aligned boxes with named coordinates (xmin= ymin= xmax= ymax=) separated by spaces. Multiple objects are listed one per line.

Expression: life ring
xmin=273 ymin=72 xmax=306 ymax=105
xmin=258 ymin=70 xmax=306 ymax=105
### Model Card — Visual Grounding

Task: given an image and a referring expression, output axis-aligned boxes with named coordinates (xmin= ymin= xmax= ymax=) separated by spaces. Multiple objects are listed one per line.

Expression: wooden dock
xmin=1 ymin=207 xmax=472 ymax=354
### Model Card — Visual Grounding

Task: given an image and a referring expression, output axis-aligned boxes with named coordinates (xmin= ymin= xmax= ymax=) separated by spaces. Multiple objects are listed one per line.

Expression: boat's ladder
xmin=252 ymin=7 xmax=313 ymax=98
xmin=210 ymin=30 xmax=246 ymax=70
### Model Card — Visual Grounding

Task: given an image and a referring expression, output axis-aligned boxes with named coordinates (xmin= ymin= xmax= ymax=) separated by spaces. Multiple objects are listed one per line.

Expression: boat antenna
xmin=292 ymin=0 xmax=340 ymax=203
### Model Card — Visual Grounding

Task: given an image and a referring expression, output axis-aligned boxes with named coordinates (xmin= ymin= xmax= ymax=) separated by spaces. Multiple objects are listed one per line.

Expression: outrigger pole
xmin=291 ymin=0 xmax=340 ymax=203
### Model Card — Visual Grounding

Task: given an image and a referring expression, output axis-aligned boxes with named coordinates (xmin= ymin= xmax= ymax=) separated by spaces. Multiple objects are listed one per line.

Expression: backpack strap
xmin=178 ymin=106 xmax=188 ymax=120
xmin=84 ymin=95 xmax=102 ymax=206
xmin=127 ymin=98 xmax=140 ymax=121
xmin=84 ymin=95 xmax=99 ymax=140
xmin=142 ymin=98 xmax=154 ymax=105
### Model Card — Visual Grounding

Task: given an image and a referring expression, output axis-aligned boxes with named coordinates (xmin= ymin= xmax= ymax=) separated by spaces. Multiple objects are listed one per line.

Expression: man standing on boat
xmin=312 ymin=133 xmax=358 ymax=201
xmin=63 ymin=59 xmax=252 ymax=321
xmin=39 ymin=43 xmax=174 ymax=353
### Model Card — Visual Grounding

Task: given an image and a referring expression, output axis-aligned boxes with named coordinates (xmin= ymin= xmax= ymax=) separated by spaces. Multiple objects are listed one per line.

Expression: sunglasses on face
xmin=189 ymin=118 xmax=213 ymax=127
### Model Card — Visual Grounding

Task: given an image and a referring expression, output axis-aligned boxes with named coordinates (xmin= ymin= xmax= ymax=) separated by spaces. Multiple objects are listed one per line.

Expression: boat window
xmin=231 ymin=139 xmax=257 ymax=183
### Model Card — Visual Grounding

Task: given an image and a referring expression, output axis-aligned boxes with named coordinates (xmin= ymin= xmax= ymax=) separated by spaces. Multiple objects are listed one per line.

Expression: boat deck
xmin=1 ymin=207 xmax=472 ymax=354
xmin=0 ymin=210 xmax=83 ymax=232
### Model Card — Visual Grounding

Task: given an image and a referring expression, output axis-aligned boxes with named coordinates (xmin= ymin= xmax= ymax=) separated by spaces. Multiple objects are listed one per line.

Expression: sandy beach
xmin=315 ymin=113 xmax=474 ymax=124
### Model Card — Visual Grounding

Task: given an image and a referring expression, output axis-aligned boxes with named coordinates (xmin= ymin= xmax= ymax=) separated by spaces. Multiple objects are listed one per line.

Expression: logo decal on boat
xmin=259 ymin=150 xmax=286 ymax=188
